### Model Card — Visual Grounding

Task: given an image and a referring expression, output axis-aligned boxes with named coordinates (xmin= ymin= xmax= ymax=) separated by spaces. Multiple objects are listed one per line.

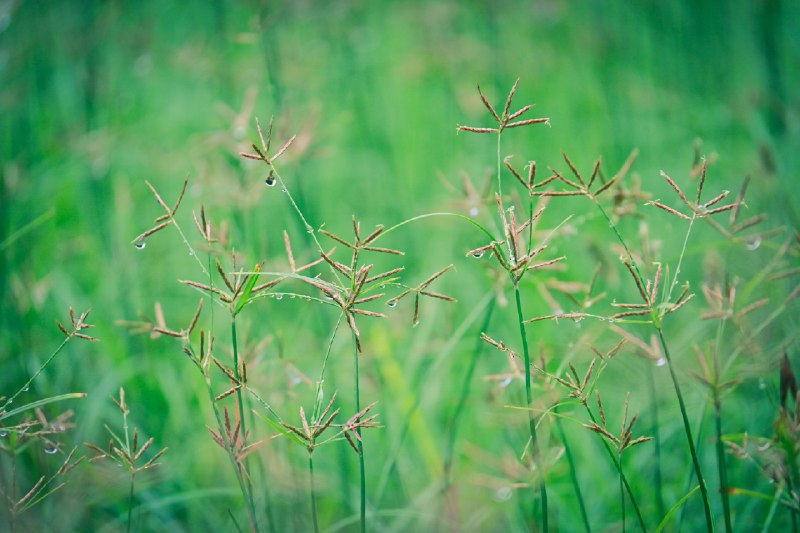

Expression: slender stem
xmin=594 ymin=196 xmax=714 ymax=531
xmin=205 ymin=380 xmax=259 ymax=533
xmin=712 ymin=321 xmax=732 ymax=533
xmin=584 ymin=407 xmax=647 ymax=532
xmin=231 ymin=319 xmax=250 ymax=455
xmin=168 ymin=215 xmax=209 ymax=276
xmin=513 ymin=285 xmax=548 ymax=532
xmin=619 ymin=453 xmax=626 ymax=533
xmin=270 ymin=165 xmax=344 ymax=287
xmin=309 ymin=453 xmax=320 ymax=533
xmin=2 ymin=337 xmax=70 ymax=411
xmin=647 ymin=365 xmax=665 ymax=520
xmin=230 ymin=318 xmax=261 ymax=533
xmin=127 ymin=474 xmax=135 ymax=533
xmin=312 ymin=313 xmax=345 ymax=422
xmin=496 ymin=133 xmax=503 ymax=203
xmin=666 ymin=215 xmax=696 ymax=303
xmin=656 ymin=329 xmax=714 ymax=532
xmin=352 ymin=331 xmax=366 ymax=533
xmin=555 ymin=411 xmax=591 ymax=532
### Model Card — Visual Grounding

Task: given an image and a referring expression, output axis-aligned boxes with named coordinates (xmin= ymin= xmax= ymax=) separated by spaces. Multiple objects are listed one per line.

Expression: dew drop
xmin=469 ymin=207 xmax=479 ymax=217
xmin=746 ymin=237 xmax=762 ymax=251
xmin=0 ymin=430 xmax=8 ymax=438
xmin=656 ymin=357 xmax=666 ymax=367
xmin=44 ymin=445 xmax=58 ymax=455
xmin=379 ymin=284 xmax=386 ymax=289
xmin=289 ymin=295 xmax=296 ymax=299
xmin=471 ymin=250 xmax=484 ymax=259
xmin=134 ymin=241 xmax=146 ymax=250
xmin=387 ymin=299 xmax=398 ymax=308
xmin=280 ymin=186 xmax=288 ymax=193
xmin=500 ymin=377 xmax=512 ymax=388
xmin=22 ymin=386 xmax=29 ymax=392
xmin=305 ymin=225 xmax=314 ymax=234
xmin=265 ymin=176 xmax=276 ymax=187
xmin=494 ymin=487 xmax=513 ymax=502
xmin=275 ymin=294 xmax=283 ymax=301
xmin=412 ymin=319 xmax=420 ymax=328
xmin=759 ymin=379 xmax=766 ymax=390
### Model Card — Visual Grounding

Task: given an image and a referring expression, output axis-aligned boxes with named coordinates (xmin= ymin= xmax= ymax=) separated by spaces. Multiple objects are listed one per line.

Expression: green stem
xmin=619 ymin=454 xmax=626 ymax=533
xmin=352 ymin=331 xmax=366 ymax=533
xmin=584 ymin=407 xmax=647 ymax=532
xmin=312 ymin=313 xmax=345 ymax=422
xmin=647 ymin=366 xmax=665 ymax=521
xmin=230 ymin=318 xmax=262 ymax=533
xmin=127 ymin=474 xmax=135 ymax=533
xmin=555 ymin=411 xmax=591 ymax=532
xmin=712 ymin=321 xmax=732 ymax=533
xmin=206 ymin=380 xmax=259 ymax=533
xmin=2 ymin=337 xmax=70 ymax=411
xmin=513 ymin=285 xmax=548 ymax=532
xmin=231 ymin=319 xmax=250 ymax=451
xmin=309 ymin=453 xmax=320 ymax=533
xmin=656 ymin=329 xmax=714 ymax=532
xmin=495 ymin=133 xmax=503 ymax=201
xmin=594 ymin=198 xmax=713 ymax=532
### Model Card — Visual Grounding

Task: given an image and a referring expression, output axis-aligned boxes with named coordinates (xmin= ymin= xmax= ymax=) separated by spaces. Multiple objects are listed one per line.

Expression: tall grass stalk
xmin=229 ymin=318 xmax=260 ymax=532
xmin=591 ymin=198 xmax=714 ymax=532
xmin=351 ymin=331 xmax=366 ymax=533
xmin=553 ymin=411 xmax=591 ymax=532
xmin=647 ymin=366 xmax=666 ymax=520
xmin=711 ymin=320 xmax=733 ymax=533
xmin=513 ymin=285 xmax=548 ymax=530
xmin=583 ymin=405 xmax=647 ymax=532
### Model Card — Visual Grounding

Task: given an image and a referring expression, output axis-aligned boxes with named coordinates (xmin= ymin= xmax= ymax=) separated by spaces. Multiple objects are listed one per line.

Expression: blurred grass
xmin=1 ymin=0 xmax=798 ymax=530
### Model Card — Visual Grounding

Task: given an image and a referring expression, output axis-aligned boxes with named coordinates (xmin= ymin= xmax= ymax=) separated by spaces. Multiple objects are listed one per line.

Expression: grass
xmin=2 ymin=1 xmax=799 ymax=531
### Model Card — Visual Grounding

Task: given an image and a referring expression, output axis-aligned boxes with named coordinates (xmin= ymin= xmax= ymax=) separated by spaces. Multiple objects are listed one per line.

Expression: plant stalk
xmin=352 ymin=330 xmax=366 ymax=533
xmin=513 ymin=285 xmax=548 ymax=532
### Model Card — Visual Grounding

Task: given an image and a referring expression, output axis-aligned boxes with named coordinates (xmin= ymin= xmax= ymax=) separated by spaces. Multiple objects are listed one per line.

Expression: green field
xmin=2 ymin=1 xmax=798 ymax=531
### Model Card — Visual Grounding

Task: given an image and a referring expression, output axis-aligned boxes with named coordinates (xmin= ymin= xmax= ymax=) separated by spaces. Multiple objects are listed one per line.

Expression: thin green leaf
xmin=234 ymin=264 xmax=261 ymax=316
xmin=254 ymin=411 xmax=307 ymax=448
xmin=0 ymin=393 xmax=87 ymax=422
xmin=655 ymin=484 xmax=700 ymax=533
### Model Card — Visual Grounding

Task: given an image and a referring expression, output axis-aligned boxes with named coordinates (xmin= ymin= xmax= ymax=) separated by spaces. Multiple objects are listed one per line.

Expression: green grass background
xmin=2 ymin=0 xmax=798 ymax=531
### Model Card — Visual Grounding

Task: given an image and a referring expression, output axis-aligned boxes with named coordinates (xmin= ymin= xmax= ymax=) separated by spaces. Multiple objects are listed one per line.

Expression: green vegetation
xmin=2 ymin=1 xmax=798 ymax=531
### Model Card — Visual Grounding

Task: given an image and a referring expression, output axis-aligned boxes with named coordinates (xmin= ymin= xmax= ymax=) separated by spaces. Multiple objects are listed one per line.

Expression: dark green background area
xmin=1 ymin=1 xmax=798 ymax=530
